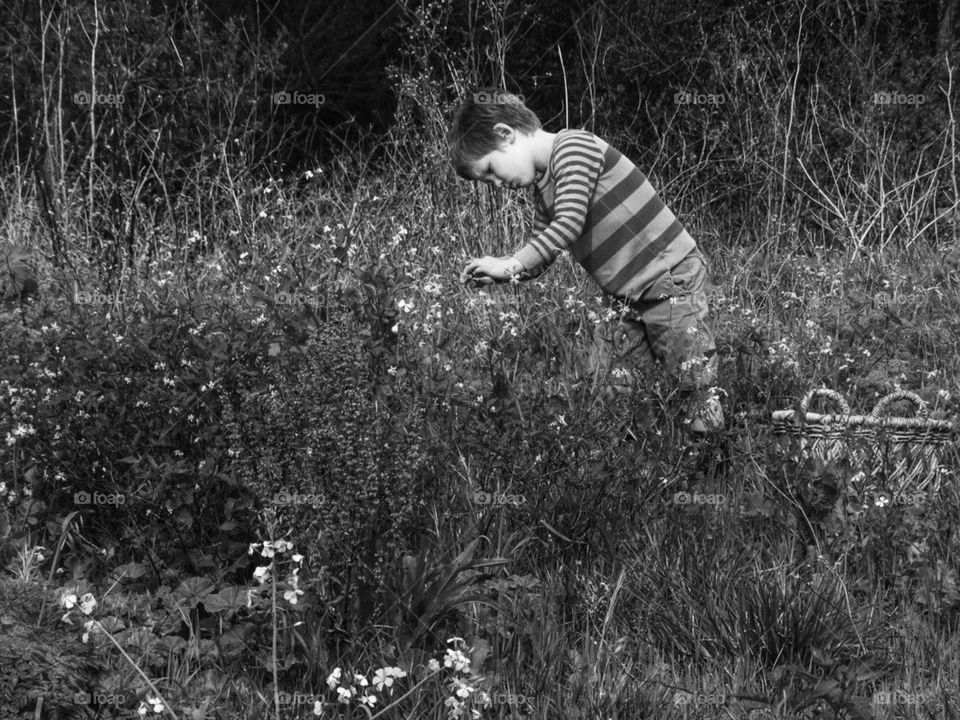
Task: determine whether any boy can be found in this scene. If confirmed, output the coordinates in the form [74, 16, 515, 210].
[448, 89, 723, 434]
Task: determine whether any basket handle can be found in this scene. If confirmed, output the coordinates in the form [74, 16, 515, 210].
[799, 388, 851, 415]
[869, 389, 929, 420]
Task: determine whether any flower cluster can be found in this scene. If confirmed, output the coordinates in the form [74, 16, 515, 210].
[313, 638, 495, 719]
[249, 539, 306, 604]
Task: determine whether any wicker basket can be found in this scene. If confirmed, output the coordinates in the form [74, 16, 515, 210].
[771, 388, 956, 494]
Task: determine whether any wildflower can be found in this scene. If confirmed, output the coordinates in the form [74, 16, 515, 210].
[253, 565, 271, 584]
[327, 667, 342, 690]
[336, 686, 353, 703]
[283, 587, 304, 604]
[60, 592, 78, 609]
[137, 697, 163, 716]
[354, 673, 369, 687]
[443, 647, 471, 673]
[313, 700, 325, 716]
[397, 299, 415, 313]
[82, 619, 96, 644]
[451, 677, 473, 699]
[428, 658, 441, 672]
[79, 593, 96, 615]
[373, 666, 407, 690]
[358, 694, 377, 707]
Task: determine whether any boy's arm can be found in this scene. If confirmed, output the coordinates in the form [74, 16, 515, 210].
[511, 135, 604, 276]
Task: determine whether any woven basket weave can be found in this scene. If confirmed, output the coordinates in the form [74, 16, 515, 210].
[771, 388, 956, 494]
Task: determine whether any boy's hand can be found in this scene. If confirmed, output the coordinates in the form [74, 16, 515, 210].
[461, 256, 524, 287]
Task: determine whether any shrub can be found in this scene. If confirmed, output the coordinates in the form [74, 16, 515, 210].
[222, 316, 431, 637]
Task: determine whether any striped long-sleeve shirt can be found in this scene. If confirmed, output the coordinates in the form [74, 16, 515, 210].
[513, 129, 697, 302]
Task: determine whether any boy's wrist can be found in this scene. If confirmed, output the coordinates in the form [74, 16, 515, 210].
[505, 256, 525, 276]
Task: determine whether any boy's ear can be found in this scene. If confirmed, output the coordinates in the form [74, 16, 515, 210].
[492, 123, 514, 142]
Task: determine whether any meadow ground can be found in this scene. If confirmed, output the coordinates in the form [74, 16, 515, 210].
[2, 149, 960, 720]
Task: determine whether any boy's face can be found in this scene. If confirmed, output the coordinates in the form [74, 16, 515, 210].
[466, 124, 538, 190]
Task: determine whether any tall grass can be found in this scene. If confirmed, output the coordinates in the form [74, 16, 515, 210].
[2, 1, 960, 719]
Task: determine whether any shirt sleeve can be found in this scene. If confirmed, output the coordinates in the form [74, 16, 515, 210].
[513, 133, 604, 274]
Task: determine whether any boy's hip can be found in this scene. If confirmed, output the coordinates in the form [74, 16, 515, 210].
[604, 248, 710, 315]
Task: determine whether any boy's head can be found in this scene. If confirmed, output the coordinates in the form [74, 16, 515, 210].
[447, 88, 542, 188]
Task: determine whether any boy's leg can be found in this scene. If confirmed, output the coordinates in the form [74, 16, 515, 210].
[638, 250, 724, 433]
[584, 305, 656, 392]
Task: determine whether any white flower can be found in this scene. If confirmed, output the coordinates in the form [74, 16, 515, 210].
[79, 593, 96, 615]
[327, 667, 342, 690]
[283, 587, 304, 604]
[253, 565, 271, 584]
[373, 666, 406, 690]
[272, 539, 293, 554]
[336, 686, 353, 703]
[60, 592, 78, 609]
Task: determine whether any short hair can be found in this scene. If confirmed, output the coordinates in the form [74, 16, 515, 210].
[447, 88, 541, 179]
